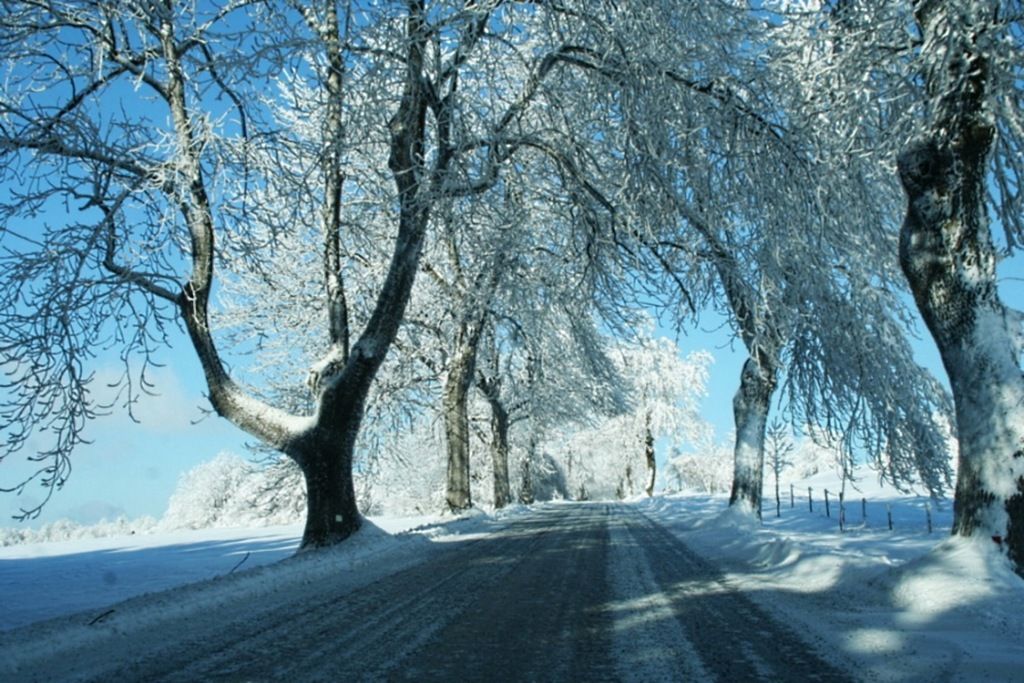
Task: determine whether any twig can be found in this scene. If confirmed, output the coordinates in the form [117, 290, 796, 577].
[229, 551, 251, 574]
[88, 609, 115, 626]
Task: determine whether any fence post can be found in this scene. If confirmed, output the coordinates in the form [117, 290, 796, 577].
[824, 489, 831, 518]
[790, 483, 795, 509]
[887, 503, 893, 531]
[926, 503, 932, 534]
[839, 492, 845, 532]
[861, 497, 867, 523]
[808, 487, 813, 512]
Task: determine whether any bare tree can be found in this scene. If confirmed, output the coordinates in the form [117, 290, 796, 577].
[765, 421, 794, 518]
[586, 0, 955, 520]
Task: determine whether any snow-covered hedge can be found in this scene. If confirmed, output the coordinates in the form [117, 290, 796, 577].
[1, 452, 307, 546]
[160, 452, 305, 530]
[0, 516, 158, 547]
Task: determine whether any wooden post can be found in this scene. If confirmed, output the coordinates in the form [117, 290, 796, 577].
[790, 483, 795, 509]
[839, 492, 845, 532]
[808, 487, 813, 512]
[861, 497, 867, 523]
[926, 503, 932, 534]
[824, 489, 831, 518]
[887, 503, 893, 531]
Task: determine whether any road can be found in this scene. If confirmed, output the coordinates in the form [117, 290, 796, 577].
[10, 504, 852, 681]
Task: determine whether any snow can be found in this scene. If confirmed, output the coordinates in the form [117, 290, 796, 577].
[1, 470, 1022, 682]
[639, 465, 1024, 682]
[0, 512, 468, 633]
[0, 524, 302, 632]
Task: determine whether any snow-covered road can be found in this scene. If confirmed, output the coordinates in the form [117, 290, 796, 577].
[2, 503, 850, 681]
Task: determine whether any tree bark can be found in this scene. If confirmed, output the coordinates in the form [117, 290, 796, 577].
[477, 370, 511, 509]
[644, 411, 656, 497]
[729, 356, 777, 519]
[898, 6, 1024, 574]
[519, 444, 536, 505]
[443, 353, 474, 512]
[443, 313, 491, 512]
[489, 396, 512, 509]
[294, 428, 361, 547]
[901, 139, 1024, 568]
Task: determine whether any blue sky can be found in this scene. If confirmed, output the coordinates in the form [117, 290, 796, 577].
[2, 245, 1020, 526]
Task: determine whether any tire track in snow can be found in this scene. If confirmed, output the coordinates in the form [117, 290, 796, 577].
[9, 503, 855, 682]
[389, 503, 615, 681]
[617, 506, 852, 682]
[139, 518, 554, 681]
[606, 511, 711, 681]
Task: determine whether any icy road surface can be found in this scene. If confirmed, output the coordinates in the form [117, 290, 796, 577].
[3, 504, 849, 681]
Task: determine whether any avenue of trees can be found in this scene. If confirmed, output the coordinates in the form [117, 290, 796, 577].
[0, 1, 1021, 573]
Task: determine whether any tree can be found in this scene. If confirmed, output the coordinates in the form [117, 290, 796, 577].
[474, 298, 628, 507]
[776, 0, 1024, 572]
[765, 421, 794, 518]
[0, 1, 595, 548]
[584, 0, 956, 520]
[897, 2, 1024, 568]
[555, 335, 711, 500]
[666, 439, 734, 495]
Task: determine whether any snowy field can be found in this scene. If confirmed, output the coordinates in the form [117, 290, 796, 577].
[1, 473, 1022, 681]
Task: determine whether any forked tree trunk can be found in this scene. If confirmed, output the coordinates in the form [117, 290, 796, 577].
[182, 1, 430, 550]
[729, 355, 777, 519]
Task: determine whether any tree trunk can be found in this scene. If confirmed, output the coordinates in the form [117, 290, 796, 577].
[443, 360, 473, 512]
[443, 318, 489, 512]
[899, 117, 1024, 573]
[775, 469, 781, 518]
[489, 397, 512, 509]
[729, 356, 777, 519]
[897, 5, 1024, 574]
[295, 429, 361, 548]
[519, 441, 536, 505]
[644, 411, 656, 497]
[476, 369, 511, 509]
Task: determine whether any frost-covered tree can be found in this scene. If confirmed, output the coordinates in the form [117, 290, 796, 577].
[555, 335, 711, 500]
[417, 191, 525, 513]
[0, 1, 606, 548]
[897, 0, 1024, 571]
[612, 337, 711, 497]
[665, 439, 734, 495]
[473, 298, 628, 507]
[581, 0, 956, 520]
[775, 0, 1024, 571]
[162, 452, 256, 530]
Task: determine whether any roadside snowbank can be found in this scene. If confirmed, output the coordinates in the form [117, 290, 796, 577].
[641, 487, 1024, 682]
[0, 508, 508, 633]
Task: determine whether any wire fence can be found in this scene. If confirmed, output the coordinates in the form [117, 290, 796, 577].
[773, 483, 938, 534]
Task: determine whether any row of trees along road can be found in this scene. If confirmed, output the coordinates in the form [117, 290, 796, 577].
[0, 1, 1021, 573]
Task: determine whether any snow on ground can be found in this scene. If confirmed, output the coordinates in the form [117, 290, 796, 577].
[2, 468, 1022, 682]
[641, 467, 1024, 682]
[0, 508, 530, 633]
